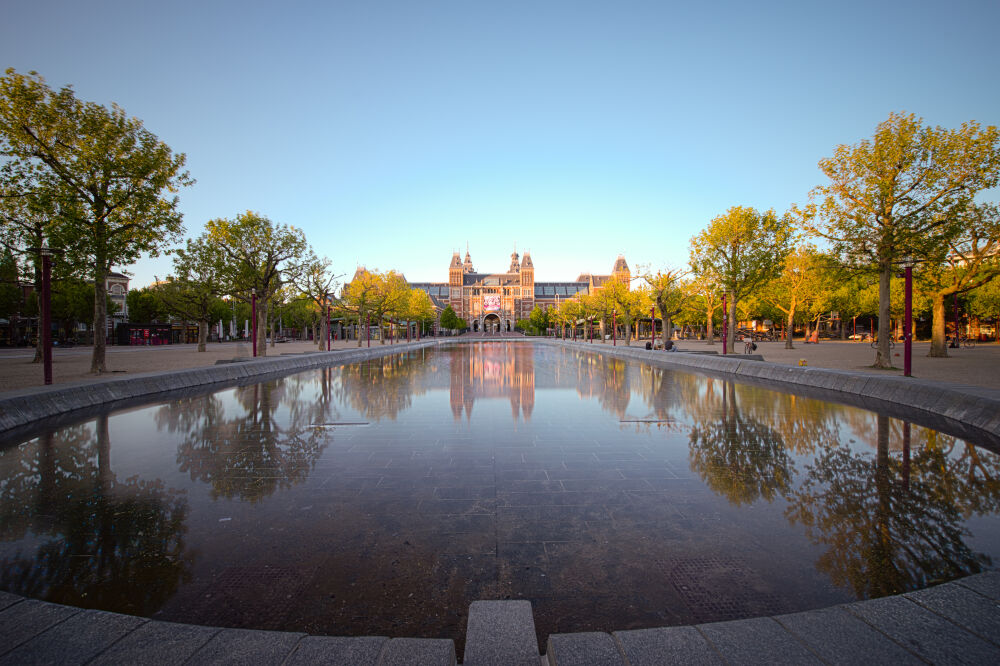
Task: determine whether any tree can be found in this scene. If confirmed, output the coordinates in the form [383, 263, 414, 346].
[291, 249, 340, 350]
[690, 206, 794, 353]
[407, 288, 436, 335]
[918, 204, 1000, 356]
[205, 211, 306, 357]
[643, 268, 688, 348]
[126, 286, 167, 323]
[439, 304, 464, 331]
[802, 112, 1000, 368]
[761, 246, 830, 349]
[0, 69, 192, 373]
[158, 235, 227, 352]
[527, 304, 549, 335]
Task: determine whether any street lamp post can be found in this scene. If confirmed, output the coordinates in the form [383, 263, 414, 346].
[40, 240, 53, 385]
[722, 292, 729, 356]
[901, 257, 914, 376]
[251, 288, 257, 358]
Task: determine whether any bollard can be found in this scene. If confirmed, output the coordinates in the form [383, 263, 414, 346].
[798, 359, 807, 366]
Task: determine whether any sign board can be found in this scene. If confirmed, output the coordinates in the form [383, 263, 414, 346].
[483, 294, 501, 311]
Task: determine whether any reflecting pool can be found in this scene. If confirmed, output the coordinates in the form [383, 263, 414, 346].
[1, 342, 998, 648]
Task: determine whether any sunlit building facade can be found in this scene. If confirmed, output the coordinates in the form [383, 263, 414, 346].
[410, 248, 630, 333]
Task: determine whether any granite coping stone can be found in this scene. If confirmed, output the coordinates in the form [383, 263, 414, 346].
[842, 594, 1000, 664]
[695, 616, 822, 665]
[613, 625, 723, 665]
[463, 600, 538, 666]
[955, 570, 1000, 599]
[376, 637, 457, 665]
[185, 627, 307, 665]
[902, 582, 1000, 647]
[88, 620, 220, 666]
[0, 599, 80, 656]
[772, 606, 922, 665]
[0, 608, 145, 666]
[547, 631, 625, 665]
[284, 635, 388, 665]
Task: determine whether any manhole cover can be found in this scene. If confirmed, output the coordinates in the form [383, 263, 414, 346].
[662, 557, 784, 623]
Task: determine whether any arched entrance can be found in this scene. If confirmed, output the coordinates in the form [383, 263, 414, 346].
[482, 313, 502, 334]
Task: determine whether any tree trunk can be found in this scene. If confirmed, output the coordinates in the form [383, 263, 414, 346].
[599, 318, 606, 343]
[928, 291, 949, 357]
[256, 303, 267, 357]
[873, 265, 893, 368]
[663, 315, 672, 349]
[92, 264, 109, 374]
[197, 319, 207, 352]
[785, 308, 795, 349]
[706, 305, 714, 345]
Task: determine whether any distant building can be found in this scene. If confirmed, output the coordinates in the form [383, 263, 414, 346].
[107, 271, 129, 318]
[409, 248, 630, 333]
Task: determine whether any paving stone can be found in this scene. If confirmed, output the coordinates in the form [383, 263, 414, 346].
[614, 625, 723, 665]
[697, 616, 821, 665]
[0, 599, 79, 655]
[284, 635, 387, 665]
[547, 632, 625, 666]
[0, 608, 145, 666]
[774, 606, 921, 665]
[463, 600, 538, 666]
[185, 627, 306, 665]
[843, 594, 1000, 665]
[0, 592, 22, 612]
[377, 637, 456, 665]
[956, 571, 1000, 600]
[904, 580, 1000, 645]
[88, 620, 218, 665]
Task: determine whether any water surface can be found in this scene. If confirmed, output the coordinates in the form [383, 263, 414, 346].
[1, 342, 998, 647]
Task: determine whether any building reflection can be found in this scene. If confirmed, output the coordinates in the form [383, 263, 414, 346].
[449, 343, 535, 421]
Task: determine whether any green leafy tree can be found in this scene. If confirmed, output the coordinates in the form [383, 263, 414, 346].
[642, 267, 688, 348]
[527, 304, 549, 335]
[802, 111, 1000, 367]
[157, 235, 228, 352]
[690, 206, 794, 353]
[291, 249, 340, 349]
[126, 286, 168, 323]
[205, 211, 306, 357]
[761, 246, 831, 348]
[439, 304, 464, 331]
[916, 204, 1000, 355]
[0, 69, 193, 373]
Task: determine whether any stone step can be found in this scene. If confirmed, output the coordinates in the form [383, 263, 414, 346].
[463, 600, 539, 666]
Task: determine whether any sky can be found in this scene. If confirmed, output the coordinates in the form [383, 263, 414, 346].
[3, 0, 998, 289]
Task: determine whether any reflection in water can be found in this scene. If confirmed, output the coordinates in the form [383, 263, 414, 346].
[0, 417, 191, 615]
[0, 343, 999, 639]
[163, 376, 329, 503]
[449, 344, 535, 421]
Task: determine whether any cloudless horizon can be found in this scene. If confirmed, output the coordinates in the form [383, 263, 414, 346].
[3, 0, 998, 289]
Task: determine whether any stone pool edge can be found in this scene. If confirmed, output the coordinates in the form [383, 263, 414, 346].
[0, 341, 438, 435]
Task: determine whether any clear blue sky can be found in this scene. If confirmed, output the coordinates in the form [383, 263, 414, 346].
[3, 0, 998, 289]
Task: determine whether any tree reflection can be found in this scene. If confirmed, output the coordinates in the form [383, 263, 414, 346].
[166, 378, 327, 503]
[338, 352, 426, 421]
[786, 414, 994, 597]
[687, 380, 794, 505]
[0, 416, 191, 615]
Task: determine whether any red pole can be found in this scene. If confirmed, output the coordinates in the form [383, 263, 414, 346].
[904, 265, 912, 376]
[41, 246, 52, 385]
[651, 305, 655, 347]
[722, 293, 727, 355]
[251, 289, 257, 357]
[366, 315, 370, 347]
[326, 303, 331, 351]
[953, 293, 960, 343]
[390, 319, 394, 345]
[612, 310, 617, 346]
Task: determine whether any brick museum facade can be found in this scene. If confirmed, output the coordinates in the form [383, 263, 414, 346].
[409, 248, 630, 333]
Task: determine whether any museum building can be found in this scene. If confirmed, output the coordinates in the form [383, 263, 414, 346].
[409, 249, 630, 333]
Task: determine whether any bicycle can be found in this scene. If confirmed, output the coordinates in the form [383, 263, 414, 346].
[871, 337, 895, 349]
[962, 336, 976, 348]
